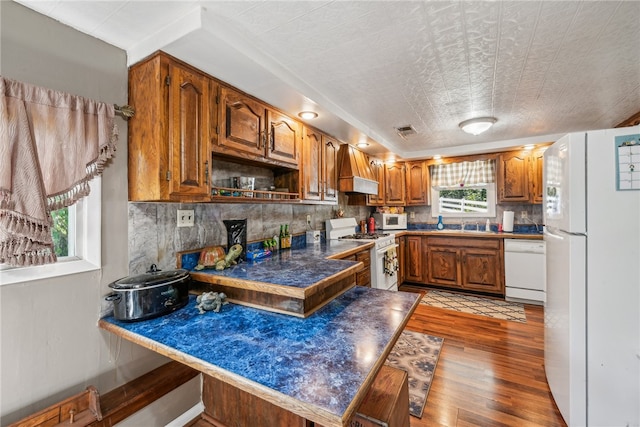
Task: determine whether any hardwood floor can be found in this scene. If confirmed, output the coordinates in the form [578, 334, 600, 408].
[400, 285, 567, 427]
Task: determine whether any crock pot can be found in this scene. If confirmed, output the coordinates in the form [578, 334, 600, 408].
[106, 265, 190, 322]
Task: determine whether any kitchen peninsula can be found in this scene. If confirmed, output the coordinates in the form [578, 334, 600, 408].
[99, 241, 420, 427]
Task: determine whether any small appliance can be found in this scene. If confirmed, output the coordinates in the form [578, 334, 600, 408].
[372, 213, 407, 230]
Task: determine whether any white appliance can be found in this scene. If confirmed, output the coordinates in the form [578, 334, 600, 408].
[504, 239, 545, 305]
[372, 213, 407, 230]
[543, 126, 640, 426]
[326, 218, 398, 291]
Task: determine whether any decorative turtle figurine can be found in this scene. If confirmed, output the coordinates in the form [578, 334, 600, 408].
[196, 291, 228, 314]
[215, 244, 243, 270]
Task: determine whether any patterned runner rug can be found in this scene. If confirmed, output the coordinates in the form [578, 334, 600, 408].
[420, 290, 527, 322]
[385, 330, 444, 418]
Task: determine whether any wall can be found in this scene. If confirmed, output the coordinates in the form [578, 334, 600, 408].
[0, 2, 199, 424]
[129, 193, 368, 273]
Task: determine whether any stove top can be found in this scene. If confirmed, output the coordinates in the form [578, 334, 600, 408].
[339, 232, 390, 240]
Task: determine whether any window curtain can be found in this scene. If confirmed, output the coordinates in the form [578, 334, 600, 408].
[430, 159, 496, 188]
[0, 76, 118, 266]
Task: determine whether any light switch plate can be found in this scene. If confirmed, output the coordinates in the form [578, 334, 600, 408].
[177, 209, 195, 227]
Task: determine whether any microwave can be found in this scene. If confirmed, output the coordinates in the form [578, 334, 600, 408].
[372, 213, 407, 230]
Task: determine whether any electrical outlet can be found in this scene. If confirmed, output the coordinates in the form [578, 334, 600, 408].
[520, 211, 528, 220]
[410, 211, 415, 219]
[177, 209, 195, 227]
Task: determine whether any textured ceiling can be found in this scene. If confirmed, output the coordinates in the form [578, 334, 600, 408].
[16, 1, 640, 160]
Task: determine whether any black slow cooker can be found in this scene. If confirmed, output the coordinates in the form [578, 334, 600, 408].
[106, 265, 190, 322]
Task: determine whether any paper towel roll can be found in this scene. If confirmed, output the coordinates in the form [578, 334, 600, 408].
[503, 211, 514, 232]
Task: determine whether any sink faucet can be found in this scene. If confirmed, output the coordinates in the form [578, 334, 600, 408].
[475, 221, 479, 231]
[461, 220, 465, 231]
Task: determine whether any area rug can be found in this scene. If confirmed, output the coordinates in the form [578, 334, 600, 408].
[420, 290, 526, 323]
[385, 330, 444, 418]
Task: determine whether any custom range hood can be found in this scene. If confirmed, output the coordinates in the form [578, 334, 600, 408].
[337, 144, 378, 195]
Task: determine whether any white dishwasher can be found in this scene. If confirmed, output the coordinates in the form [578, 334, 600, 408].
[504, 239, 546, 305]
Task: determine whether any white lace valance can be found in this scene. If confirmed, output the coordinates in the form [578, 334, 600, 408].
[430, 159, 496, 188]
[0, 76, 118, 266]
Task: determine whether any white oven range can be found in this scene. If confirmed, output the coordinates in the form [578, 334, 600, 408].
[326, 218, 399, 291]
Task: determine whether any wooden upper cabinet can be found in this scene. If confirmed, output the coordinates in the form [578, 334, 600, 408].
[266, 109, 299, 167]
[497, 151, 530, 202]
[128, 52, 211, 202]
[497, 148, 548, 204]
[215, 86, 299, 169]
[531, 147, 546, 204]
[385, 163, 406, 205]
[302, 127, 322, 201]
[368, 161, 385, 206]
[168, 63, 210, 198]
[217, 86, 265, 158]
[301, 127, 337, 203]
[323, 136, 339, 202]
[405, 161, 430, 206]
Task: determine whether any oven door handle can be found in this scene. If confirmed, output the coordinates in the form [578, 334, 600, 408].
[376, 243, 399, 255]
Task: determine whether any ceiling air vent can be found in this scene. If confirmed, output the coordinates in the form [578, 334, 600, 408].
[394, 125, 417, 139]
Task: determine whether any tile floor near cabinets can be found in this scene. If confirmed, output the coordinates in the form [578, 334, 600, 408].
[400, 285, 566, 427]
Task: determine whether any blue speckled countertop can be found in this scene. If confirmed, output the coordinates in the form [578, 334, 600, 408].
[182, 240, 372, 289]
[100, 286, 420, 427]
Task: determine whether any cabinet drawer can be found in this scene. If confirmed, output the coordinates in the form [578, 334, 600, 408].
[426, 236, 501, 250]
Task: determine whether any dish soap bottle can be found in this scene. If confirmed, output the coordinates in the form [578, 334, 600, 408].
[485, 219, 491, 233]
[436, 215, 444, 230]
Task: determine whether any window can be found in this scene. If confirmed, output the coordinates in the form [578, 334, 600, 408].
[431, 184, 497, 218]
[0, 178, 101, 285]
[430, 159, 497, 218]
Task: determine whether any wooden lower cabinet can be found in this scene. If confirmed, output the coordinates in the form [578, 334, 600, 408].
[199, 366, 409, 427]
[396, 236, 406, 286]
[426, 236, 504, 295]
[341, 248, 371, 287]
[405, 235, 427, 283]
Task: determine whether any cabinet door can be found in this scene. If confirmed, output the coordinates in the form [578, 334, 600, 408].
[217, 86, 265, 158]
[397, 236, 406, 285]
[385, 163, 406, 205]
[323, 137, 338, 202]
[531, 148, 546, 204]
[405, 236, 425, 283]
[167, 62, 210, 198]
[266, 109, 300, 168]
[426, 246, 461, 287]
[497, 151, 530, 202]
[461, 248, 503, 293]
[405, 161, 429, 205]
[302, 127, 322, 201]
[368, 161, 385, 206]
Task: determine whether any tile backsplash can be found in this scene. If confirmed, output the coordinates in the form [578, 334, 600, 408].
[128, 194, 368, 274]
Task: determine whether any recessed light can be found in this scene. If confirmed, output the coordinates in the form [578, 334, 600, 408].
[298, 111, 318, 120]
[523, 144, 535, 150]
[459, 117, 497, 135]
[357, 142, 369, 148]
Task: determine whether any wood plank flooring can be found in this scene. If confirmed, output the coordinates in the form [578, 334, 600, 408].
[400, 285, 566, 427]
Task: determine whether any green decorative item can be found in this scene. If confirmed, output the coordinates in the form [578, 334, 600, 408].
[215, 244, 243, 270]
[195, 291, 228, 314]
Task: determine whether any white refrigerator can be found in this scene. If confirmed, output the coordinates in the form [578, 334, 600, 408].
[543, 126, 640, 426]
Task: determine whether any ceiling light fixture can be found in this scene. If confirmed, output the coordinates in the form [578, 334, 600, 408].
[298, 111, 318, 120]
[433, 155, 442, 160]
[459, 117, 497, 135]
[356, 142, 369, 148]
[523, 144, 535, 150]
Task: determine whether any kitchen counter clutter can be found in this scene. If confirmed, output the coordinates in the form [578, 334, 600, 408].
[179, 240, 375, 317]
[99, 287, 420, 427]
